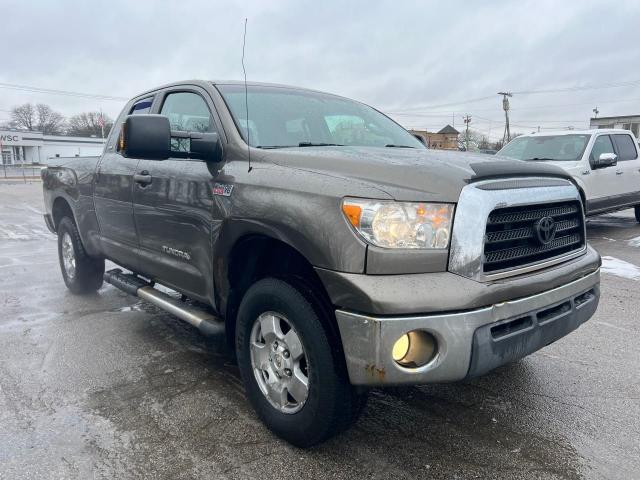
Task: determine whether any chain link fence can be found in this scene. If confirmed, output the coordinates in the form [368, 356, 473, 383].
[1, 164, 43, 181]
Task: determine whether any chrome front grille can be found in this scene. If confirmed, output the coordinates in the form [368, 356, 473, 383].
[483, 201, 586, 273]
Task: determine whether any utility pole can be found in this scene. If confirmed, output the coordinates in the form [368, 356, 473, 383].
[463, 114, 471, 151]
[99, 109, 105, 139]
[498, 92, 512, 145]
[592, 106, 599, 118]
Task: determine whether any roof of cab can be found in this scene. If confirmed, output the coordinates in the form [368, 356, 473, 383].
[519, 128, 635, 137]
[131, 79, 336, 101]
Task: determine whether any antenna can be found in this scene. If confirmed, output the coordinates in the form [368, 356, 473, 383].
[242, 18, 252, 172]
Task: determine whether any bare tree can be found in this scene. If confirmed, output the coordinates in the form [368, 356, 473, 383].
[36, 104, 65, 135]
[10, 103, 36, 131]
[492, 132, 522, 151]
[457, 129, 483, 151]
[10, 103, 65, 134]
[67, 111, 114, 138]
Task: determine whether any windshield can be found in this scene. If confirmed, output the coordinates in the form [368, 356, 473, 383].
[498, 134, 591, 161]
[216, 84, 424, 149]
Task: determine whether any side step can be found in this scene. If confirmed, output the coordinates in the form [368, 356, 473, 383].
[104, 269, 224, 336]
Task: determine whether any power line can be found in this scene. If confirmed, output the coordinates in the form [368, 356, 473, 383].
[386, 95, 496, 112]
[513, 80, 640, 95]
[387, 80, 640, 114]
[0, 82, 128, 101]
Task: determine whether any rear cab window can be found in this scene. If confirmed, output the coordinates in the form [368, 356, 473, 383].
[107, 96, 155, 153]
[130, 97, 154, 115]
[612, 134, 638, 161]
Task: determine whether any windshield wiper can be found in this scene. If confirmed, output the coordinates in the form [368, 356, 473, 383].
[297, 142, 343, 147]
[526, 157, 557, 161]
[255, 145, 297, 149]
[255, 142, 344, 149]
[385, 144, 416, 148]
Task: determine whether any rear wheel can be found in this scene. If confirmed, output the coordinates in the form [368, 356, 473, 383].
[236, 277, 366, 447]
[57, 217, 105, 294]
[635, 205, 640, 223]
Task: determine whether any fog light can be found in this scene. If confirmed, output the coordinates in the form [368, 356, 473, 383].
[392, 330, 438, 368]
[392, 334, 410, 362]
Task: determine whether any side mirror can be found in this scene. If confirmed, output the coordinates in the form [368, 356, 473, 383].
[120, 115, 171, 160]
[173, 131, 222, 162]
[592, 152, 618, 169]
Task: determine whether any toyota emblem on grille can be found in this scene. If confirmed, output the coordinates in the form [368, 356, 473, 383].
[535, 216, 557, 245]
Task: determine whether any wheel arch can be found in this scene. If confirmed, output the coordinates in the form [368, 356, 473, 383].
[218, 231, 341, 353]
[52, 196, 75, 229]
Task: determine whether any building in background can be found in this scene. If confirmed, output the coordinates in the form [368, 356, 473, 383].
[0, 130, 106, 165]
[409, 124, 460, 150]
[590, 115, 640, 139]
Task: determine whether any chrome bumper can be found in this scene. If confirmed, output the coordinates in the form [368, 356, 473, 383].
[335, 269, 600, 386]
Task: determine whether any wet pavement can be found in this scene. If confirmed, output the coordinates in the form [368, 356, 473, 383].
[0, 182, 639, 479]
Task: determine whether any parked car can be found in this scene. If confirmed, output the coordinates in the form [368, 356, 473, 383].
[498, 129, 640, 220]
[478, 148, 497, 155]
[41, 80, 601, 446]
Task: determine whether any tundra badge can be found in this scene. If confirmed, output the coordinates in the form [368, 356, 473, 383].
[162, 246, 191, 261]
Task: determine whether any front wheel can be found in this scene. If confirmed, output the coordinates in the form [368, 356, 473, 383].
[57, 216, 105, 294]
[635, 205, 640, 223]
[236, 277, 366, 447]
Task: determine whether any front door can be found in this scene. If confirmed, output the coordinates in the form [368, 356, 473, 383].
[94, 96, 155, 269]
[583, 134, 620, 212]
[133, 89, 219, 304]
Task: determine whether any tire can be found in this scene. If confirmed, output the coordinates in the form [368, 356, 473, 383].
[57, 216, 105, 294]
[635, 205, 640, 223]
[236, 277, 367, 447]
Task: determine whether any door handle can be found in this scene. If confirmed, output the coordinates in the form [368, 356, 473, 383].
[616, 170, 623, 175]
[134, 170, 152, 185]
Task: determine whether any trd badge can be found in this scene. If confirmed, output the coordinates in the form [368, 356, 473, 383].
[212, 183, 234, 197]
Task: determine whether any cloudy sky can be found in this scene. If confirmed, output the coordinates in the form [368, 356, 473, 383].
[2, 0, 639, 140]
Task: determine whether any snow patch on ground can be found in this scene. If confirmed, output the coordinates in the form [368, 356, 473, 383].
[601, 256, 640, 281]
[627, 236, 640, 248]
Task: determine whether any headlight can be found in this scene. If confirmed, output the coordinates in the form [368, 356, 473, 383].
[342, 198, 454, 249]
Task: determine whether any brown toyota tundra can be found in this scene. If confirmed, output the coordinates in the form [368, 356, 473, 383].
[41, 80, 601, 446]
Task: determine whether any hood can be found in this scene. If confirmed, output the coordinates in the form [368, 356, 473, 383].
[258, 146, 573, 202]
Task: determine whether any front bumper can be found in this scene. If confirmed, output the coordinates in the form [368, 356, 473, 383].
[335, 269, 599, 386]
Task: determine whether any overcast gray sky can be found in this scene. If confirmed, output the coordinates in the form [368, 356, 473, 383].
[2, 0, 640, 140]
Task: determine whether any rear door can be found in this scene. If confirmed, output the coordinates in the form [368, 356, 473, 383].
[611, 133, 640, 204]
[132, 87, 220, 304]
[94, 96, 154, 269]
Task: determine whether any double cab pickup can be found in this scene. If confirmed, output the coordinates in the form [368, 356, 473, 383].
[42, 80, 601, 446]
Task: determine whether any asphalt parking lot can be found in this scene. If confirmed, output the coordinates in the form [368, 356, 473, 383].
[1, 182, 639, 480]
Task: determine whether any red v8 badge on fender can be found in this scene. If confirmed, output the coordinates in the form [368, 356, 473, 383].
[212, 183, 234, 197]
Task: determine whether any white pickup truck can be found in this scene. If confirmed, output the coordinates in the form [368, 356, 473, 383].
[498, 129, 640, 221]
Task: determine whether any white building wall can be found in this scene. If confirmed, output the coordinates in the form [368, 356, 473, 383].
[0, 130, 105, 165]
[41, 143, 105, 164]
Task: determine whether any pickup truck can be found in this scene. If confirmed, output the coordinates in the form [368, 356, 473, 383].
[42, 80, 601, 447]
[498, 129, 640, 220]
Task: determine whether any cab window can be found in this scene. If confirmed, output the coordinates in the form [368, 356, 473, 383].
[130, 97, 154, 115]
[612, 134, 638, 161]
[160, 92, 213, 133]
[590, 135, 615, 163]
